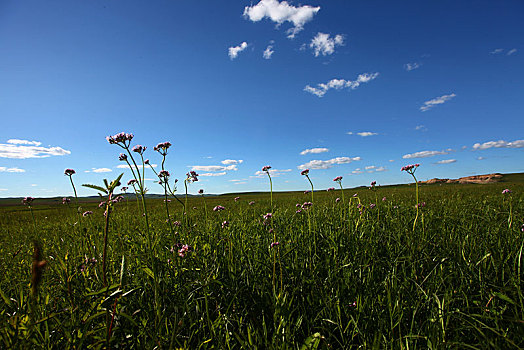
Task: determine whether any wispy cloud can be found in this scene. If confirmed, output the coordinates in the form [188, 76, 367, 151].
[191, 165, 238, 172]
[490, 48, 504, 54]
[477, 156, 486, 160]
[0, 188, 7, 191]
[228, 42, 248, 59]
[85, 168, 112, 173]
[252, 168, 292, 177]
[117, 164, 157, 169]
[0, 139, 70, 159]
[0, 166, 25, 173]
[415, 125, 427, 131]
[351, 168, 363, 174]
[420, 93, 456, 111]
[434, 159, 456, 164]
[297, 156, 361, 170]
[507, 48, 517, 55]
[490, 48, 517, 55]
[309, 32, 344, 57]
[365, 165, 387, 172]
[243, 0, 320, 38]
[347, 131, 378, 137]
[472, 139, 524, 150]
[263, 45, 274, 59]
[404, 62, 421, 71]
[221, 159, 243, 165]
[304, 73, 379, 97]
[199, 172, 227, 177]
[300, 147, 329, 155]
[402, 149, 452, 159]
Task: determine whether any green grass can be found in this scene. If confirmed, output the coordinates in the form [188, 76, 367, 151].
[1, 180, 523, 349]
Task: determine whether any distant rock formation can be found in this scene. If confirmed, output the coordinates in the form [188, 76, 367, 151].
[422, 173, 503, 185]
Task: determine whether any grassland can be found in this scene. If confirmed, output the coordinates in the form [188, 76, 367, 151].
[0, 178, 523, 349]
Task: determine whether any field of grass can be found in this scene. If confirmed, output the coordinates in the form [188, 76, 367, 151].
[1, 178, 523, 349]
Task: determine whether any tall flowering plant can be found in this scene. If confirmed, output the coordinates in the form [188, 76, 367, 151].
[401, 163, 421, 231]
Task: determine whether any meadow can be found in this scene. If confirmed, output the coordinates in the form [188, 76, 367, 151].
[0, 137, 523, 349]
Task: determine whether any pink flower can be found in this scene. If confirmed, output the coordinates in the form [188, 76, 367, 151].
[333, 176, 343, 182]
[107, 132, 133, 144]
[186, 171, 199, 182]
[370, 181, 376, 187]
[327, 187, 335, 192]
[234, 196, 240, 202]
[213, 205, 225, 212]
[335, 197, 341, 203]
[301, 202, 312, 209]
[263, 213, 273, 220]
[64, 169, 75, 176]
[132, 145, 146, 154]
[22, 197, 34, 205]
[154, 142, 172, 154]
[304, 190, 310, 194]
[127, 179, 137, 186]
[248, 201, 255, 205]
[401, 164, 420, 173]
[62, 197, 71, 204]
[82, 211, 93, 217]
[119, 153, 127, 161]
[198, 189, 204, 194]
[369, 203, 376, 209]
[502, 189, 512, 194]
[222, 221, 229, 228]
[301, 169, 309, 176]
[270, 242, 280, 248]
[262, 165, 271, 172]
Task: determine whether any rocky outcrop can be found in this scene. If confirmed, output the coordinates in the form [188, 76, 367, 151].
[422, 173, 503, 185]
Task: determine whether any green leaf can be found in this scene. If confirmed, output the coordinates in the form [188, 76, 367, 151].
[142, 267, 154, 279]
[82, 184, 108, 194]
[494, 292, 517, 305]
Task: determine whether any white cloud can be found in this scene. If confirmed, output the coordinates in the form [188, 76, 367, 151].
[435, 159, 456, 164]
[91, 168, 112, 173]
[404, 62, 421, 71]
[477, 156, 486, 160]
[228, 42, 248, 59]
[0, 140, 70, 159]
[309, 32, 344, 57]
[191, 164, 238, 172]
[415, 125, 427, 131]
[507, 48, 517, 55]
[490, 48, 503, 54]
[199, 172, 227, 177]
[297, 156, 361, 170]
[243, 0, 320, 38]
[0, 188, 7, 191]
[389, 159, 395, 162]
[364, 165, 387, 173]
[304, 73, 379, 97]
[252, 168, 292, 177]
[233, 182, 247, 185]
[221, 159, 243, 165]
[420, 93, 456, 112]
[357, 132, 377, 137]
[403, 150, 451, 159]
[351, 168, 363, 174]
[263, 45, 274, 59]
[472, 139, 524, 150]
[117, 164, 157, 169]
[229, 179, 247, 182]
[0, 166, 25, 173]
[300, 147, 329, 155]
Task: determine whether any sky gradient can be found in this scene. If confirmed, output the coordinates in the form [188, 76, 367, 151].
[1, 0, 523, 197]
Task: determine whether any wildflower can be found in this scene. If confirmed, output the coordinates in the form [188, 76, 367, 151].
[213, 205, 225, 212]
[401, 163, 420, 173]
[113, 195, 124, 203]
[270, 242, 280, 248]
[121, 186, 128, 192]
[333, 176, 343, 182]
[382, 197, 386, 201]
[357, 203, 362, 209]
[164, 199, 171, 203]
[393, 205, 399, 209]
[222, 220, 229, 228]
[178, 244, 192, 258]
[349, 301, 357, 308]
[98, 201, 105, 208]
[302, 202, 312, 209]
[186, 170, 199, 182]
[301, 169, 309, 176]
[83, 211, 93, 217]
[262, 165, 272, 172]
[132, 145, 146, 154]
[127, 179, 137, 186]
[521, 223, 524, 232]
[173, 221, 181, 227]
[304, 190, 310, 194]
[154, 142, 172, 155]
[234, 196, 240, 202]
[327, 187, 335, 192]
[64, 169, 76, 176]
[118, 153, 127, 161]
[296, 203, 301, 207]
[296, 209, 302, 214]
[144, 159, 150, 165]
[416, 202, 426, 208]
[62, 197, 71, 204]
[335, 197, 341, 203]
[107, 132, 133, 145]
[369, 203, 376, 209]
[353, 193, 358, 197]
[22, 197, 34, 205]
[248, 201, 255, 205]
[263, 213, 273, 220]
[198, 189, 204, 194]
[159, 170, 170, 178]
[370, 181, 376, 187]
[502, 189, 512, 194]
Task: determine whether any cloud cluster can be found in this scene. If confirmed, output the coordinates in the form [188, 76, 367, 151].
[253, 168, 292, 177]
[221, 159, 243, 165]
[347, 131, 377, 137]
[199, 172, 227, 177]
[434, 159, 457, 164]
[472, 139, 524, 150]
[243, 0, 320, 38]
[404, 62, 421, 71]
[300, 147, 329, 155]
[420, 93, 456, 111]
[490, 48, 517, 55]
[309, 32, 344, 57]
[192, 165, 238, 172]
[402, 149, 452, 159]
[297, 156, 361, 170]
[0, 166, 25, 173]
[364, 165, 387, 173]
[263, 45, 274, 59]
[0, 139, 70, 159]
[304, 73, 379, 97]
[86, 168, 112, 173]
[229, 42, 248, 59]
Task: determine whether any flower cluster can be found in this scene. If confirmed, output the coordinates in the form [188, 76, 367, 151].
[333, 176, 343, 182]
[416, 202, 426, 209]
[502, 189, 512, 194]
[82, 211, 93, 217]
[154, 142, 172, 155]
[369, 203, 376, 209]
[62, 197, 71, 204]
[107, 132, 134, 145]
[127, 179, 137, 186]
[335, 197, 341, 203]
[262, 165, 271, 172]
[213, 205, 225, 212]
[198, 189, 204, 194]
[79, 257, 97, 273]
[301, 202, 313, 209]
[234, 196, 240, 202]
[270, 242, 280, 249]
[178, 244, 193, 258]
[401, 164, 420, 173]
[22, 197, 34, 205]
[263, 212, 273, 220]
[370, 181, 376, 187]
[222, 220, 229, 228]
[158, 170, 170, 181]
[186, 171, 199, 183]
[248, 201, 255, 205]
[301, 169, 309, 176]
[64, 169, 76, 176]
[327, 187, 335, 192]
[121, 186, 128, 192]
[119, 153, 127, 161]
[132, 145, 146, 155]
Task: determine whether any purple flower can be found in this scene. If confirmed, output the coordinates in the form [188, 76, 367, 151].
[335, 197, 341, 203]
[304, 190, 310, 194]
[107, 132, 134, 145]
[22, 197, 35, 205]
[98, 201, 105, 208]
[119, 153, 127, 161]
[62, 197, 71, 204]
[502, 189, 512, 194]
[327, 187, 335, 192]
[370, 181, 376, 187]
[333, 176, 343, 182]
[154, 142, 172, 154]
[213, 205, 225, 212]
[198, 189, 204, 194]
[416, 202, 426, 208]
[234, 196, 240, 202]
[301, 169, 309, 176]
[64, 169, 76, 176]
[353, 193, 358, 197]
[369, 203, 376, 209]
[127, 179, 137, 186]
[270, 242, 280, 249]
[296, 209, 302, 213]
[186, 171, 199, 182]
[382, 197, 386, 201]
[82, 211, 93, 217]
[296, 203, 301, 208]
[262, 165, 271, 172]
[248, 201, 255, 205]
[178, 244, 192, 258]
[301, 202, 312, 209]
[158, 170, 170, 179]
[222, 220, 229, 228]
[121, 186, 128, 192]
[263, 212, 273, 220]
[401, 164, 420, 173]
[132, 145, 146, 154]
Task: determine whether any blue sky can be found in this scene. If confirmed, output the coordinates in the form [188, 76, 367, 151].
[1, 0, 523, 197]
